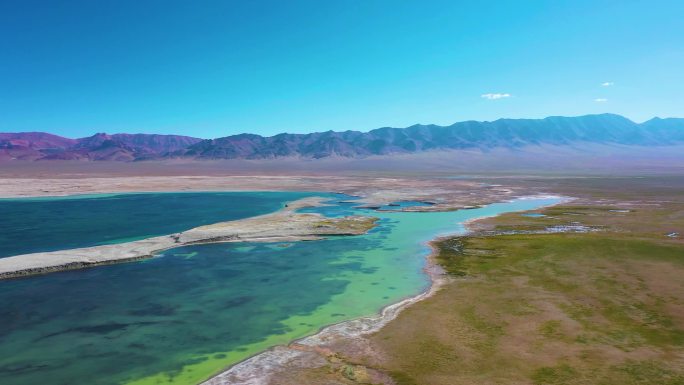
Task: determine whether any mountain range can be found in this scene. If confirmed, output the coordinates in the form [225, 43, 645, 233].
[0, 133, 201, 161]
[1, 114, 683, 161]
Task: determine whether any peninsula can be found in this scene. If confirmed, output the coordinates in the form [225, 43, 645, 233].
[0, 197, 377, 279]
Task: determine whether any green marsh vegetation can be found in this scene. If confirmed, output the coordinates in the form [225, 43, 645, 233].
[298, 176, 684, 385]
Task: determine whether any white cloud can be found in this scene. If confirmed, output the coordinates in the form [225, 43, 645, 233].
[601, 82, 614, 87]
[481, 93, 511, 100]
[594, 98, 608, 102]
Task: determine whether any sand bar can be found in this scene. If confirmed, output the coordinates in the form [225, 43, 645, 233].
[0, 197, 377, 279]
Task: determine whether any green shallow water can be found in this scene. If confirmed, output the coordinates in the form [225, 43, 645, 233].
[0, 193, 560, 385]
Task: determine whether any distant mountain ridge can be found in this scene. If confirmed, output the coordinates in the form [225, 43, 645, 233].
[2, 114, 683, 161]
[0, 133, 201, 161]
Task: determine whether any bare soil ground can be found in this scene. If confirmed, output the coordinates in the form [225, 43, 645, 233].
[0, 162, 532, 211]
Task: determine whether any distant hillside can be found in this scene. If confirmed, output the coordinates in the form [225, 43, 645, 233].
[2, 114, 683, 161]
[179, 114, 684, 159]
[0, 133, 201, 161]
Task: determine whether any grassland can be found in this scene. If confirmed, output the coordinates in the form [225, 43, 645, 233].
[274, 176, 684, 385]
[372, 232, 684, 385]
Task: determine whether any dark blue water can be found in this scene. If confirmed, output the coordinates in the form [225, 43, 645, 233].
[0, 239, 371, 385]
[0, 192, 315, 257]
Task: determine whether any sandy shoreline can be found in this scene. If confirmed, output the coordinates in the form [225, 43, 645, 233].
[201, 194, 566, 385]
[0, 197, 378, 279]
[201, 237, 451, 385]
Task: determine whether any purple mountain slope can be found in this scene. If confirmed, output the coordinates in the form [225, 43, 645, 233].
[0, 133, 202, 161]
[1, 114, 683, 161]
[174, 114, 684, 159]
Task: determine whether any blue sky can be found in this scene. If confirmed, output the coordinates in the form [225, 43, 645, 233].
[1, 0, 683, 138]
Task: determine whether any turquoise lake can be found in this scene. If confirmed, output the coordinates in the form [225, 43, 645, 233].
[0, 192, 560, 385]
